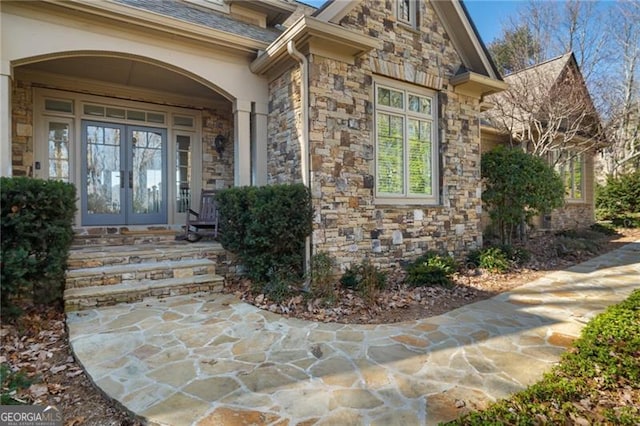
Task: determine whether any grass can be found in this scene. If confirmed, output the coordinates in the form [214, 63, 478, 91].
[445, 289, 640, 425]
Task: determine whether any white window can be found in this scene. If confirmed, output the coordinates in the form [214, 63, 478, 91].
[397, 0, 417, 27]
[375, 79, 438, 203]
[552, 151, 584, 201]
[45, 119, 72, 182]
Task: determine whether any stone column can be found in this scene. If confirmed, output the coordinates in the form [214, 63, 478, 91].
[233, 100, 251, 187]
[253, 102, 268, 186]
[0, 71, 11, 176]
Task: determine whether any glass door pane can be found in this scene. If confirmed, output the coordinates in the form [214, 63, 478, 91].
[128, 127, 167, 224]
[82, 121, 125, 225]
[176, 134, 192, 213]
[47, 121, 70, 182]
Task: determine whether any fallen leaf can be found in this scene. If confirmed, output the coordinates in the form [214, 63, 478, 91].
[66, 416, 85, 426]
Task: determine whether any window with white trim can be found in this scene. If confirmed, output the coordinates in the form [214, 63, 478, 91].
[552, 151, 584, 201]
[397, 0, 417, 27]
[375, 80, 438, 203]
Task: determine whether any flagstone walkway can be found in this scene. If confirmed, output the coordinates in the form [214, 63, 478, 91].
[67, 241, 640, 426]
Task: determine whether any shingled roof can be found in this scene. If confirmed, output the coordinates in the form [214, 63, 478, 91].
[113, 0, 283, 44]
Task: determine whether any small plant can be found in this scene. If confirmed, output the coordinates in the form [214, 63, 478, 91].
[260, 269, 296, 303]
[1, 364, 34, 405]
[500, 245, 530, 266]
[405, 251, 458, 287]
[310, 252, 336, 300]
[590, 222, 619, 236]
[339, 259, 387, 302]
[467, 247, 510, 273]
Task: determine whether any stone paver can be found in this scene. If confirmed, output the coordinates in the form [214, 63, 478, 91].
[68, 242, 640, 425]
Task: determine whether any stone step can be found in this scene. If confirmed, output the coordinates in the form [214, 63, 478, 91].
[66, 258, 216, 289]
[67, 242, 224, 270]
[64, 274, 225, 311]
[71, 226, 185, 248]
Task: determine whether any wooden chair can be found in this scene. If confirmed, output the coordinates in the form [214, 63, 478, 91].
[184, 190, 218, 242]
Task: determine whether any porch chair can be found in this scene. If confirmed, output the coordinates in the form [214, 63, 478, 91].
[183, 190, 219, 242]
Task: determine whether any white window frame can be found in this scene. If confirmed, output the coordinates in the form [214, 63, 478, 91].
[552, 150, 585, 202]
[374, 77, 439, 205]
[397, 0, 418, 28]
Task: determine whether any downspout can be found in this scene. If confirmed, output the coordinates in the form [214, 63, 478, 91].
[287, 40, 312, 285]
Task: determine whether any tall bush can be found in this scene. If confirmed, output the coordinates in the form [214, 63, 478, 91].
[216, 184, 313, 289]
[1, 177, 76, 312]
[482, 147, 564, 244]
[596, 171, 640, 221]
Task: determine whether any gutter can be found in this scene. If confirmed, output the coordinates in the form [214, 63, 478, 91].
[286, 40, 312, 285]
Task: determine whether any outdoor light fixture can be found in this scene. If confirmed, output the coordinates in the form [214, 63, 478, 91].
[214, 134, 225, 158]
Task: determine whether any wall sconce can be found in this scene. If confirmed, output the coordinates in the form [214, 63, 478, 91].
[214, 134, 226, 158]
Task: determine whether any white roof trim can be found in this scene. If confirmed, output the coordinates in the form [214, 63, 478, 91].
[313, 0, 360, 24]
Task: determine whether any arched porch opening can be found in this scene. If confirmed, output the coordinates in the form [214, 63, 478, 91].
[10, 52, 242, 227]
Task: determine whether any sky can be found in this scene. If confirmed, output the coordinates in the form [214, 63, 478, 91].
[301, 0, 521, 44]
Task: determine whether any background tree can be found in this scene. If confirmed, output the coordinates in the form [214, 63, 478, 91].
[488, 26, 542, 76]
[486, 53, 604, 161]
[489, 1, 639, 179]
[597, 1, 640, 178]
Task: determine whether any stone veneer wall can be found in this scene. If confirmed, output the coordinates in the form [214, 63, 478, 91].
[300, 0, 484, 269]
[202, 108, 234, 191]
[268, 67, 303, 184]
[11, 79, 34, 177]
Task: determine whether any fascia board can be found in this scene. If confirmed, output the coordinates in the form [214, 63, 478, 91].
[250, 15, 380, 75]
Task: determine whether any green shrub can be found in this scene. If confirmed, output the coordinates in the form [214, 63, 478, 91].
[467, 247, 510, 273]
[1, 177, 76, 314]
[1, 364, 35, 405]
[339, 259, 387, 302]
[310, 252, 336, 300]
[596, 171, 640, 220]
[482, 147, 564, 245]
[216, 184, 312, 290]
[611, 213, 640, 229]
[405, 251, 458, 287]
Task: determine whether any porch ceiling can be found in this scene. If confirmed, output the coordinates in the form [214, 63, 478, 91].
[19, 56, 229, 107]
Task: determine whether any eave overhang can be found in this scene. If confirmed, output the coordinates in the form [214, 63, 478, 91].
[451, 71, 509, 99]
[227, 0, 298, 26]
[250, 15, 381, 76]
[34, 0, 271, 55]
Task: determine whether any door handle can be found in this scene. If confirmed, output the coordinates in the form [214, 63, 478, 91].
[129, 171, 133, 189]
[120, 170, 125, 189]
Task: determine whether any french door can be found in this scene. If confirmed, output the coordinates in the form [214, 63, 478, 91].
[81, 121, 167, 225]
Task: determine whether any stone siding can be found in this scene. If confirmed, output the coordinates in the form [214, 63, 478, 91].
[268, 67, 303, 184]
[11, 79, 33, 177]
[297, 0, 484, 268]
[202, 108, 234, 191]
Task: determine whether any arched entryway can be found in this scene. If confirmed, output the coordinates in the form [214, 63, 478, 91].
[13, 53, 237, 226]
